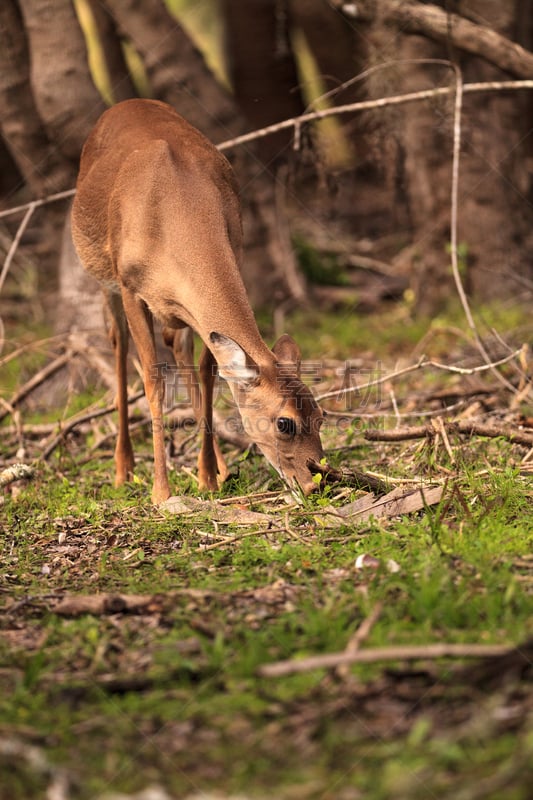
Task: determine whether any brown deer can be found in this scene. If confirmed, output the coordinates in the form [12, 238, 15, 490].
[71, 99, 325, 503]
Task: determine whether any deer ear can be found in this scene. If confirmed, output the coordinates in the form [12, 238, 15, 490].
[272, 334, 301, 377]
[209, 332, 259, 386]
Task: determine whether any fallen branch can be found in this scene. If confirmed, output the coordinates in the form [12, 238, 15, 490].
[0, 351, 72, 423]
[53, 593, 160, 616]
[315, 349, 523, 402]
[40, 390, 144, 461]
[161, 494, 272, 526]
[335, 484, 444, 522]
[334, 601, 384, 680]
[258, 642, 513, 677]
[364, 421, 533, 448]
[307, 457, 390, 495]
[0, 463, 35, 488]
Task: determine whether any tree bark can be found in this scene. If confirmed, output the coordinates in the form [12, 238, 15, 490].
[86, 0, 137, 103]
[101, 0, 238, 140]
[0, 0, 74, 196]
[350, 0, 533, 78]
[17, 0, 106, 159]
[0, 136, 24, 201]
[290, 0, 389, 231]
[222, 0, 304, 165]
[393, 0, 533, 310]
[455, 0, 533, 300]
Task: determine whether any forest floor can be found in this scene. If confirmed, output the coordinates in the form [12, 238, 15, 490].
[1, 302, 533, 800]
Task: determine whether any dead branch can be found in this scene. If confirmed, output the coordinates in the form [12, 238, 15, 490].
[307, 457, 390, 495]
[364, 420, 533, 448]
[334, 601, 384, 680]
[447, 65, 516, 393]
[0, 351, 73, 423]
[331, 2, 533, 79]
[380, 2, 533, 79]
[258, 642, 513, 678]
[216, 80, 533, 153]
[315, 349, 523, 403]
[0, 81, 531, 227]
[0, 188, 75, 221]
[344, 602, 384, 655]
[53, 593, 159, 616]
[0, 463, 35, 487]
[0, 203, 36, 294]
[334, 484, 444, 522]
[40, 390, 145, 461]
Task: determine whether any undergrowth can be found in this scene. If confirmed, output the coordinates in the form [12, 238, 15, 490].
[1, 304, 532, 799]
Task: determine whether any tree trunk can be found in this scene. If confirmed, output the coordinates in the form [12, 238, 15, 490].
[85, 0, 137, 103]
[456, 0, 533, 301]
[17, 0, 106, 159]
[0, 137, 24, 201]
[0, 0, 74, 196]
[101, 0, 238, 139]
[222, 0, 304, 165]
[291, 0, 390, 231]
[392, 0, 533, 311]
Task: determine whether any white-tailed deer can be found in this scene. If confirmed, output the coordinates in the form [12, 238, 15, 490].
[71, 99, 325, 503]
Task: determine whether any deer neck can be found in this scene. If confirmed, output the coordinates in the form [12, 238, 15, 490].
[156, 262, 274, 368]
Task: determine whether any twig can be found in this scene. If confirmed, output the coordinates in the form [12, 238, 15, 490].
[196, 526, 283, 552]
[432, 417, 455, 464]
[217, 80, 533, 153]
[345, 602, 384, 653]
[0, 188, 75, 220]
[315, 349, 522, 402]
[258, 642, 512, 677]
[0, 203, 36, 294]
[447, 64, 516, 393]
[364, 420, 533, 447]
[306, 458, 390, 495]
[0, 82, 531, 224]
[335, 601, 384, 679]
[40, 390, 145, 461]
[0, 351, 73, 423]
[0, 332, 73, 368]
[217, 489, 286, 506]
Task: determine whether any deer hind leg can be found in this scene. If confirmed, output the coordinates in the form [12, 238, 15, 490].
[198, 344, 228, 491]
[120, 286, 170, 504]
[105, 290, 134, 487]
[162, 326, 201, 418]
[163, 327, 228, 491]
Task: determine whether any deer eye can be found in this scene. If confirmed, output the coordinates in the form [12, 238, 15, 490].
[277, 416, 297, 436]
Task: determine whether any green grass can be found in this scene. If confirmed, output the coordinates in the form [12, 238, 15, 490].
[2, 448, 532, 799]
[1, 303, 533, 799]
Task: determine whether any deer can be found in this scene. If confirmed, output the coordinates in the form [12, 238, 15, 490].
[71, 98, 325, 504]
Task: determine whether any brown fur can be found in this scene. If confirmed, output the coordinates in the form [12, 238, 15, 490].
[72, 99, 324, 503]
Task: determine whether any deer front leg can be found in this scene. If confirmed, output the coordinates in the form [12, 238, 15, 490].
[198, 345, 228, 491]
[105, 291, 134, 486]
[121, 287, 170, 504]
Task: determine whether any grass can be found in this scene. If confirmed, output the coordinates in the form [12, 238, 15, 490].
[1, 305, 533, 799]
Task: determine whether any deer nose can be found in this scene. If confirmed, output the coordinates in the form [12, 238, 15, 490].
[296, 465, 321, 496]
[301, 478, 320, 496]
